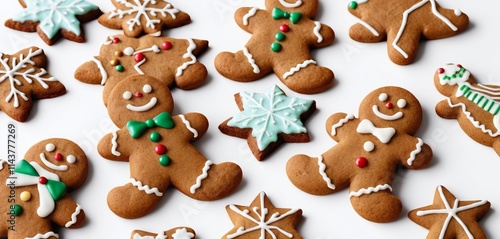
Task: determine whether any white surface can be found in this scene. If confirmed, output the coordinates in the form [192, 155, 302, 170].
[1, 0, 499, 238]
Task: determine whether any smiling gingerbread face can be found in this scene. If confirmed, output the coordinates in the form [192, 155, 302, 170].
[359, 86, 422, 134]
[107, 75, 174, 128]
[24, 138, 88, 191]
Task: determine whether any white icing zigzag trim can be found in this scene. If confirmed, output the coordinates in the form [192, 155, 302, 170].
[447, 97, 500, 137]
[179, 114, 199, 138]
[331, 114, 355, 136]
[242, 7, 258, 26]
[317, 156, 336, 190]
[129, 178, 163, 196]
[26, 231, 59, 239]
[111, 131, 121, 156]
[190, 160, 213, 194]
[349, 184, 392, 197]
[313, 21, 323, 43]
[91, 57, 108, 85]
[243, 47, 260, 74]
[283, 60, 316, 79]
[175, 38, 197, 77]
[65, 204, 82, 228]
[407, 138, 423, 166]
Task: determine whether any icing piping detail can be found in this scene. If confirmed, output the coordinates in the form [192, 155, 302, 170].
[243, 7, 258, 26]
[129, 178, 163, 196]
[190, 160, 213, 194]
[317, 156, 335, 190]
[356, 119, 396, 144]
[349, 184, 392, 197]
[331, 114, 355, 136]
[313, 21, 323, 43]
[372, 105, 403, 121]
[111, 131, 121, 156]
[134, 58, 147, 74]
[108, 0, 179, 32]
[243, 47, 260, 74]
[446, 97, 500, 137]
[40, 153, 68, 171]
[278, 0, 302, 8]
[126, 97, 158, 112]
[179, 114, 199, 138]
[175, 38, 197, 77]
[65, 204, 82, 228]
[407, 138, 423, 166]
[283, 59, 316, 79]
[26, 231, 59, 239]
[172, 228, 195, 239]
[91, 57, 108, 85]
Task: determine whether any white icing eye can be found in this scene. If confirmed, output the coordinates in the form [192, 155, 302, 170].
[67, 155, 76, 164]
[45, 143, 55, 152]
[143, 84, 152, 94]
[123, 47, 134, 56]
[397, 99, 407, 108]
[123, 91, 132, 100]
[378, 93, 388, 102]
[454, 9, 462, 16]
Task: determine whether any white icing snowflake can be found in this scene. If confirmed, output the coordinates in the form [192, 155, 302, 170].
[108, 0, 180, 31]
[0, 48, 56, 108]
[172, 228, 194, 239]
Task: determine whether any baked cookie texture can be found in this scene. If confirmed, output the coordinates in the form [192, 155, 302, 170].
[0, 138, 88, 239]
[214, 0, 335, 94]
[408, 185, 490, 239]
[98, 0, 191, 38]
[74, 34, 209, 105]
[219, 85, 316, 161]
[0, 47, 66, 122]
[131, 227, 196, 239]
[5, 0, 102, 45]
[348, 0, 469, 65]
[435, 63, 500, 157]
[286, 86, 433, 222]
[98, 75, 242, 219]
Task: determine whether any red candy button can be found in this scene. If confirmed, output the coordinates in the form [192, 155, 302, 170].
[280, 24, 289, 32]
[437, 68, 445, 74]
[112, 37, 120, 44]
[162, 41, 172, 50]
[155, 144, 167, 155]
[134, 92, 143, 98]
[356, 157, 368, 168]
[134, 52, 145, 62]
[385, 102, 393, 109]
[39, 176, 48, 184]
[54, 153, 63, 161]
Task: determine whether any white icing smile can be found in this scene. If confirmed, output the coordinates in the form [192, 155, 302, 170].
[40, 153, 68, 171]
[126, 97, 158, 112]
[372, 105, 403, 121]
[279, 0, 302, 8]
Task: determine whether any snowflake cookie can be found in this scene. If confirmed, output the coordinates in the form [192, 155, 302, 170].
[219, 85, 316, 161]
[408, 185, 490, 239]
[0, 47, 66, 122]
[222, 192, 302, 239]
[348, 0, 469, 65]
[131, 227, 195, 239]
[98, 0, 191, 37]
[435, 63, 500, 157]
[5, 0, 102, 45]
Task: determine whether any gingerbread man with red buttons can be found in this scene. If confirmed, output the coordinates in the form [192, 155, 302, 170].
[286, 86, 433, 222]
[215, 0, 335, 94]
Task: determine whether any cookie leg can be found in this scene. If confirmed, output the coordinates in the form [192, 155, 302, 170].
[387, 29, 421, 65]
[214, 49, 271, 82]
[349, 180, 402, 222]
[276, 60, 334, 94]
[349, 22, 385, 43]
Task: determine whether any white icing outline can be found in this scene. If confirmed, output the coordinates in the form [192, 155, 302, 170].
[133, 231, 167, 239]
[190, 160, 213, 194]
[134, 58, 147, 74]
[243, 7, 258, 26]
[349, 184, 392, 197]
[65, 204, 82, 228]
[91, 57, 108, 85]
[446, 97, 500, 137]
[356, 19, 380, 37]
[40, 152, 68, 171]
[111, 131, 121, 156]
[242, 47, 260, 74]
[126, 97, 158, 112]
[407, 138, 423, 166]
[313, 21, 323, 43]
[149, 31, 162, 37]
[278, 0, 302, 8]
[372, 105, 403, 121]
[179, 114, 199, 138]
[331, 114, 355, 136]
[317, 156, 335, 190]
[416, 185, 488, 239]
[175, 38, 197, 77]
[283, 59, 316, 79]
[392, 0, 458, 58]
[26, 231, 59, 239]
[172, 228, 195, 239]
[129, 178, 163, 196]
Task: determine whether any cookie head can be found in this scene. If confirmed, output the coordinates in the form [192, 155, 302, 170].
[107, 75, 174, 127]
[434, 63, 473, 97]
[359, 86, 422, 134]
[266, 0, 318, 18]
[24, 138, 88, 190]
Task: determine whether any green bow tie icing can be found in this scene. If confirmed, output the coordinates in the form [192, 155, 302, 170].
[15, 159, 67, 201]
[272, 8, 302, 24]
[127, 112, 175, 139]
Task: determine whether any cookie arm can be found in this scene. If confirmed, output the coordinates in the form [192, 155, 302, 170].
[325, 113, 358, 142]
[173, 113, 209, 142]
[307, 21, 335, 48]
[97, 130, 131, 161]
[436, 98, 459, 119]
[399, 136, 433, 170]
[234, 7, 267, 33]
[51, 197, 85, 228]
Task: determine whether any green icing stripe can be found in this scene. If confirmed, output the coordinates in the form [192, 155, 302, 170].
[459, 84, 500, 116]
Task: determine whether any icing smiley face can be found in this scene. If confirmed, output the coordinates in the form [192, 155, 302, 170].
[40, 143, 77, 171]
[372, 92, 406, 121]
[107, 75, 174, 128]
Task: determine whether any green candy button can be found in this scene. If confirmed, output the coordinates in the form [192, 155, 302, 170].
[159, 155, 170, 166]
[115, 64, 124, 72]
[12, 204, 22, 216]
[271, 42, 282, 52]
[349, 1, 358, 9]
[150, 132, 161, 142]
[275, 32, 286, 41]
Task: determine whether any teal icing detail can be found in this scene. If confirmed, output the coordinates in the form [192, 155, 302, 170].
[227, 85, 314, 151]
[12, 0, 99, 39]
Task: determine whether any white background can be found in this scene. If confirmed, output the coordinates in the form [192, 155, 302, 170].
[1, 0, 500, 238]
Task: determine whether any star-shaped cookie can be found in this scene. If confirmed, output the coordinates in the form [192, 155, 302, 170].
[5, 0, 102, 45]
[219, 85, 316, 161]
[131, 227, 195, 239]
[0, 47, 66, 122]
[223, 192, 302, 239]
[98, 0, 191, 37]
[348, 0, 469, 65]
[408, 185, 490, 239]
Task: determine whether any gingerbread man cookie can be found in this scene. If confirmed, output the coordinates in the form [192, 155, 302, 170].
[98, 0, 191, 38]
[286, 86, 433, 222]
[214, 0, 335, 94]
[5, 0, 102, 45]
[408, 185, 490, 239]
[98, 75, 242, 219]
[131, 227, 195, 239]
[1, 138, 88, 239]
[0, 47, 66, 122]
[348, 0, 469, 65]
[75, 34, 208, 105]
[435, 63, 500, 157]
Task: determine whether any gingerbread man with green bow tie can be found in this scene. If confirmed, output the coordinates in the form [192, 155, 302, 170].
[215, 0, 335, 94]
